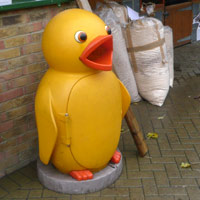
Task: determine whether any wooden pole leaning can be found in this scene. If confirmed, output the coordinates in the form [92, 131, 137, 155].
[125, 107, 148, 157]
[75, 0, 148, 157]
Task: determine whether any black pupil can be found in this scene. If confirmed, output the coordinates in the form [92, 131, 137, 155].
[80, 33, 87, 41]
[107, 28, 111, 35]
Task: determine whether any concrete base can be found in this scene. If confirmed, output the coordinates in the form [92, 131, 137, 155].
[37, 156, 123, 194]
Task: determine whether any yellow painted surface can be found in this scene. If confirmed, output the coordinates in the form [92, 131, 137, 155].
[42, 9, 107, 73]
[35, 9, 131, 174]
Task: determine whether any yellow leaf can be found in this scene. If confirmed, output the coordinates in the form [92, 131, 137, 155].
[181, 162, 191, 168]
[158, 115, 165, 120]
[134, 103, 138, 105]
[121, 128, 125, 132]
[147, 132, 158, 139]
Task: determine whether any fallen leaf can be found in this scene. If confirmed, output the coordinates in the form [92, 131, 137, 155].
[121, 128, 125, 133]
[158, 115, 166, 120]
[134, 103, 138, 105]
[147, 132, 158, 139]
[181, 162, 191, 168]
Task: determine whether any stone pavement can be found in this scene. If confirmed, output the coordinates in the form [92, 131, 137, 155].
[0, 42, 200, 200]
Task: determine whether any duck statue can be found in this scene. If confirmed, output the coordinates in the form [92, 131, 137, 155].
[35, 8, 130, 181]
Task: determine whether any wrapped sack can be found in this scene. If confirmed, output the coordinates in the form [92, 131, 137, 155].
[95, 3, 141, 102]
[102, 1, 129, 24]
[164, 26, 174, 87]
[124, 17, 169, 106]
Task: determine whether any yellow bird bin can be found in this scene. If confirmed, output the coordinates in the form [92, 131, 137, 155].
[35, 9, 130, 181]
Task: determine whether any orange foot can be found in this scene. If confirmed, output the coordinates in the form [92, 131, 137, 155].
[69, 170, 93, 181]
[111, 150, 121, 164]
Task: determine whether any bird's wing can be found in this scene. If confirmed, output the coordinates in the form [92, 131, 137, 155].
[35, 86, 57, 165]
[118, 79, 131, 118]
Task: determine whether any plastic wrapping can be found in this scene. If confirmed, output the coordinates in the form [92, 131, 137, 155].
[164, 26, 174, 87]
[124, 17, 169, 106]
[95, 3, 141, 102]
[103, 1, 129, 24]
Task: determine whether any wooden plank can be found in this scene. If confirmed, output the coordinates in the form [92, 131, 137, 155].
[125, 107, 148, 157]
[165, 2, 192, 47]
[165, 1, 192, 10]
[192, 0, 200, 3]
[76, 0, 92, 11]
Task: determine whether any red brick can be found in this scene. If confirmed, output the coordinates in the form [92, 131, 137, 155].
[0, 23, 42, 39]
[8, 54, 35, 69]
[27, 113, 36, 129]
[29, 119, 36, 130]
[9, 76, 29, 89]
[50, 8, 60, 18]
[0, 68, 23, 83]
[24, 82, 39, 94]
[6, 105, 30, 121]
[30, 70, 45, 82]
[30, 32, 42, 43]
[4, 147, 19, 159]
[0, 41, 5, 50]
[5, 155, 19, 169]
[0, 103, 34, 126]
[0, 82, 9, 92]
[2, 13, 28, 26]
[16, 22, 42, 35]
[0, 138, 17, 152]
[5, 35, 31, 48]
[27, 103, 34, 112]
[42, 20, 49, 28]
[0, 152, 5, 162]
[0, 88, 23, 103]
[1, 124, 28, 140]
[0, 61, 8, 72]
[13, 114, 31, 128]
[27, 35, 32, 43]
[0, 26, 18, 38]
[20, 42, 41, 55]
[0, 136, 3, 143]
[29, 10, 48, 21]
[17, 129, 37, 144]
[23, 62, 47, 75]
[33, 22, 43, 31]
[0, 48, 20, 61]
[4, 103, 33, 122]
[0, 113, 7, 121]
[50, 6, 66, 18]
[0, 120, 13, 133]
[0, 94, 34, 112]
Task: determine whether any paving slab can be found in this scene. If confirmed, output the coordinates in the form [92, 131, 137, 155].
[1, 41, 200, 199]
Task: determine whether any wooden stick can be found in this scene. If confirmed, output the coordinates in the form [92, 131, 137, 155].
[76, 0, 92, 12]
[125, 107, 148, 157]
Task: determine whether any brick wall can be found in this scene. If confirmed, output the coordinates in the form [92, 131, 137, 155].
[0, 1, 77, 178]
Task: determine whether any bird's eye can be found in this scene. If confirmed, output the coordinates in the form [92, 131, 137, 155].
[105, 26, 111, 35]
[75, 31, 87, 43]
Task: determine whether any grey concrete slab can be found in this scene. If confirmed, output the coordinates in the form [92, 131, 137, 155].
[37, 157, 123, 194]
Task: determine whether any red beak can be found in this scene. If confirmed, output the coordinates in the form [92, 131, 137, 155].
[79, 35, 113, 71]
